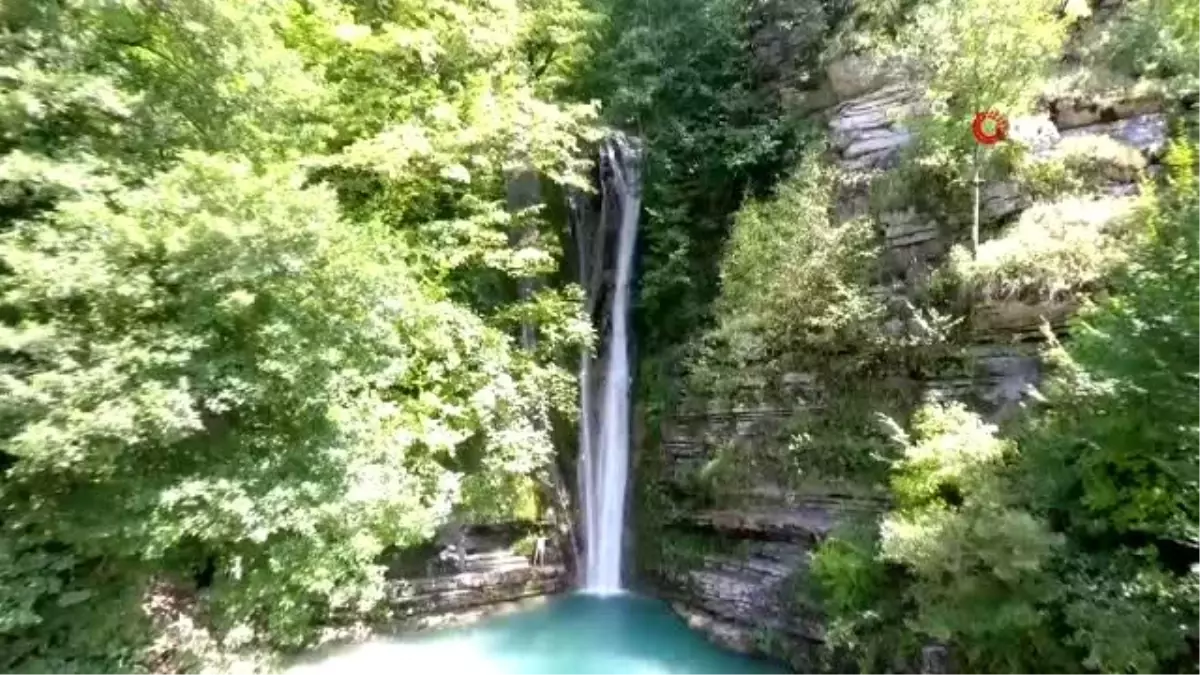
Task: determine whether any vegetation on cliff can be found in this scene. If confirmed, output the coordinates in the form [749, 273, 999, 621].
[609, 0, 1197, 672]
[813, 144, 1198, 673]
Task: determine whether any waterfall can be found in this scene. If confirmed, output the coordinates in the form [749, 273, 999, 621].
[573, 133, 642, 594]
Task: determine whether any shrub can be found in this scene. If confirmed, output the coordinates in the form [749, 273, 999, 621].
[814, 403, 1068, 672]
[709, 149, 883, 365]
[1095, 0, 1200, 91]
[1021, 141, 1199, 546]
[809, 522, 917, 672]
[938, 195, 1141, 301]
[813, 143, 1199, 675]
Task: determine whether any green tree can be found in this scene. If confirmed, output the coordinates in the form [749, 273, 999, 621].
[0, 0, 599, 668]
[1022, 140, 1199, 548]
[874, 0, 1075, 220]
[574, 0, 797, 380]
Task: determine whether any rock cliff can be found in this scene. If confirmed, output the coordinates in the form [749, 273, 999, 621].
[642, 9, 1181, 668]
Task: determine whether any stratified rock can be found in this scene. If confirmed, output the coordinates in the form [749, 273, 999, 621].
[1052, 93, 1164, 130]
[386, 565, 569, 618]
[826, 54, 892, 101]
[971, 298, 1081, 341]
[844, 128, 913, 160]
[660, 541, 825, 661]
[1060, 113, 1168, 159]
[981, 181, 1030, 223]
[692, 507, 834, 541]
[829, 84, 921, 170]
[926, 345, 1042, 421]
[882, 209, 939, 249]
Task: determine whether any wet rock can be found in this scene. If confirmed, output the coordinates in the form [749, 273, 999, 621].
[673, 604, 760, 653]
[661, 541, 824, 649]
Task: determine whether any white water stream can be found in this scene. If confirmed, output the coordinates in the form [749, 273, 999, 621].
[578, 134, 641, 594]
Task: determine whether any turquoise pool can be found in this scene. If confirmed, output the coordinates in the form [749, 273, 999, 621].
[290, 593, 784, 674]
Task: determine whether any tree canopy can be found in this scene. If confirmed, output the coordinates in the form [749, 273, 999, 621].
[0, 0, 596, 669]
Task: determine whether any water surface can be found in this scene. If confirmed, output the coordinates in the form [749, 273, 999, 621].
[291, 593, 784, 674]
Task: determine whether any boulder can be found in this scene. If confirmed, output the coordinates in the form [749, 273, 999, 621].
[826, 54, 891, 101]
[981, 181, 1029, 223]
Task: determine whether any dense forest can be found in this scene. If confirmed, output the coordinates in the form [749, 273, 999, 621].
[0, 0, 1196, 673]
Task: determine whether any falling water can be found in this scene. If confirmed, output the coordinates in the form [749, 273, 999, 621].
[575, 134, 642, 594]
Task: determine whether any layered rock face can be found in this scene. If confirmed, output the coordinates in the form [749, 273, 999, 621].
[382, 525, 569, 627]
[647, 25, 1177, 669]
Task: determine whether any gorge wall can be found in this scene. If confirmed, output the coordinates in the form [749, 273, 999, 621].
[634, 2, 1188, 669]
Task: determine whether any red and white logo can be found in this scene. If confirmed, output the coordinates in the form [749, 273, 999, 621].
[972, 110, 1009, 145]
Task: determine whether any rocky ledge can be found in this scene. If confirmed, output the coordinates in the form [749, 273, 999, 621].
[380, 523, 571, 627]
[658, 539, 827, 669]
[387, 564, 570, 621]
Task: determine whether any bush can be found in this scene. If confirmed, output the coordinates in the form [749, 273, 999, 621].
[1015, 134, 1150, 198]
[0, 0, 598, 667]
[814, 403, 1067, 672]
[0, 155, 567, 657]
[809, 522, 917, 672]
[1094, 0, 1200, 91]
[1021, 141, 1199, 546]
[708, 149, 883, 366]
[939, 194, 1141, 301]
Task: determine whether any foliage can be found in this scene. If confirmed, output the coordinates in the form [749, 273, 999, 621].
[1014, 134, 1150, 198]
[0, 0, 329, 171]
[683, 149, 892, 405]
[0, 0, 599, 669]
[712, 150, 882, 359]
[817, 403, 1068, 671]
[893, 0, 1072, 117]
[574, 0, 799, 387]
[1021, 140, 1199, 547]
[808, 520, 918, 672]
[1082, 0, 1200, 94]
[820, 0, 923, 63]
[938, 194, 1141, 301]
[870, 0, 1072, 219]
[813, 143, 1200, 674]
